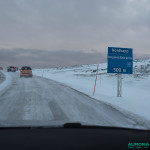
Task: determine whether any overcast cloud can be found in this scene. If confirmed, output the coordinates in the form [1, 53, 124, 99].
[0, 48, 106, 68]
[0, 0, 150, 67]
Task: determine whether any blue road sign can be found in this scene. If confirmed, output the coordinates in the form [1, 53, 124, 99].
[107, 47, 133, 74]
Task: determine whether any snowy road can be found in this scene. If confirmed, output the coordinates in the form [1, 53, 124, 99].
[0, 71, 150, 129]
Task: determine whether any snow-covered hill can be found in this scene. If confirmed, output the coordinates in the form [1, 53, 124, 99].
[33, 58, 150, 121]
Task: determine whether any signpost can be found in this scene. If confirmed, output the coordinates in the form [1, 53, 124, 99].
[107, 47, 133, 97]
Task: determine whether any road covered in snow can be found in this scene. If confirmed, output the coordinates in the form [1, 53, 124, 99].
[0, 70, 150, 129]
[33, 59, 150, 121]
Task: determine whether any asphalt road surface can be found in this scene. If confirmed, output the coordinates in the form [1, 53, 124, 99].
[0, 71, 149, 128]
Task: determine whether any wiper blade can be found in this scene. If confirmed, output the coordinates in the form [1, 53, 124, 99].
[63, 123, 150, 132]
[64, 123, 82, 128]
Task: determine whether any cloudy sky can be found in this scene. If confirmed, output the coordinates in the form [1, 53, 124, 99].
[0, 0, 150, 68]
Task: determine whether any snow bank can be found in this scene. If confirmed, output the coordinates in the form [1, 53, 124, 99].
[0, 71, 12, 92]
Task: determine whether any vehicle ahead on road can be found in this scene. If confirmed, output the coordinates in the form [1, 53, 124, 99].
[7, 66, 16, 72]
[0, 67, 3, 70]
[20, 66, 33, 78]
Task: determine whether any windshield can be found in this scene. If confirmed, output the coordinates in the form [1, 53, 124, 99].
[22, 67, 31, 70]
[0, 0, 150, 130]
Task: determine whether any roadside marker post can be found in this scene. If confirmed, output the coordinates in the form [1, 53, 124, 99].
[93, 64, 99, 96]
[107, 47, 133, 97]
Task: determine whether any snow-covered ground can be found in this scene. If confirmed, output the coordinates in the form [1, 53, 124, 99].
[0, 71, 11, 91]
[33, 59, 150, 121]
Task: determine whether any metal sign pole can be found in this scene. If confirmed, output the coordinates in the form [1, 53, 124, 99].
[117, 74, 122, 97]
[100, 74, 101, 87]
